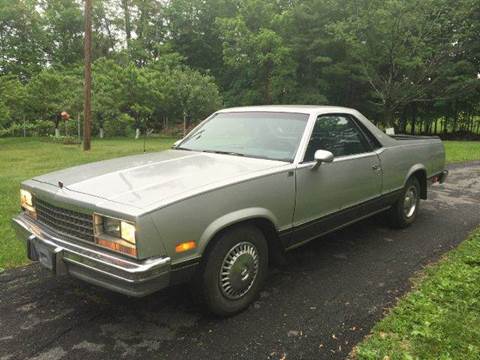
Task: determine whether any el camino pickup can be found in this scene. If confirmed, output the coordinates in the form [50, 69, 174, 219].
[13, 106, 448, 315]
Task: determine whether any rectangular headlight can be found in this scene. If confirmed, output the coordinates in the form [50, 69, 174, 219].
[20, 189, 36, 217]
[103, 217, 121, 238]
[120, 221, 136, 244]
[94, 214, 137, 257]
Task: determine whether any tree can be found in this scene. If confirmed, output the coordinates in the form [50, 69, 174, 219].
[41, 0, 84, 68]
[0, 0, 45, 79]
[0, 75, 27, 126]
[121, 0, 132, 46]
[92, 1, 120, 59]
[0, 0, 478, 138]
[0, 101, 9, 129]
[283, 0, 371, 110]
[166, 0, 235, 78]
[331, 0, 479, 127]
[167, 67, 222, 134]
[128, 0, 167, 65]
[119, 64, 156, 137]
[217, 0, 297, 105]
[92, 59, 125, 136]
[26, 70, 82, 135]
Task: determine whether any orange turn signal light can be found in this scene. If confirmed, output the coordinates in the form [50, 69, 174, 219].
[97, 238, 137, 257]
[175, 241, 196, 253]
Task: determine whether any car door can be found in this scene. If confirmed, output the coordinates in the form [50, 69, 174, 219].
[290, 113, 383, 246]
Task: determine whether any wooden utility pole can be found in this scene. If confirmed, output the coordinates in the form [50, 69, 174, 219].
[83, 0, 92, 151]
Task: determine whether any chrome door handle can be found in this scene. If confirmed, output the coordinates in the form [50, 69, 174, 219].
[372, 164, 381, 171]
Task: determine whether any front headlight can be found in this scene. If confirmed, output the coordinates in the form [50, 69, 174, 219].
[120, 221, 136, 244]
[94, 214, 137, 257]
[103, 217, 121, 238]
[20, 189, 36, 217]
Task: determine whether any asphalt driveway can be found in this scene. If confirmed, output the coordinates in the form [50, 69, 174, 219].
[1, 161, 479, 360]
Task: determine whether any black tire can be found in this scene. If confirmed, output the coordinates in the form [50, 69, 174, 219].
[388, 176, 421, 228]
[195, 224, 268, 316]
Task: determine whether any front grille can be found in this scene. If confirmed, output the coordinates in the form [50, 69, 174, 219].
[35, 198, 94, 243]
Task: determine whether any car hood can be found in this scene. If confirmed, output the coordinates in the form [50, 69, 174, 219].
[32, 150, 288, 209]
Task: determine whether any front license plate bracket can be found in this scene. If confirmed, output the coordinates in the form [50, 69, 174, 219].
[27, 236, 67, 275]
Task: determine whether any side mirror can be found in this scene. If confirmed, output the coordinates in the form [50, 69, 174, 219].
[172, 139, 183, 148]
[311, 150, 334, 170]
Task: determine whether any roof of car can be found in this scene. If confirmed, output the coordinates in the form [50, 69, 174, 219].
[217, 105, 356, 115]
[213, 105, 398, 148]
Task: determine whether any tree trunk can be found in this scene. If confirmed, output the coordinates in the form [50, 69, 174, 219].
[411, 104, 417, 135]
[54, 116, 60, 137]
[399, 109, 407, 133]
[452, 101, 458, 133]
[383, 106, 395, 129]
[99, 128, 104, 138]
[263, 60, 273, 105]
[83, 0, 92, 151]
[121, 0, 131, 47]
[183, 112, 187, 137]
[77, 114, 81, 141]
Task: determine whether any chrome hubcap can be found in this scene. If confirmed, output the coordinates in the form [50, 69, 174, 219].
[220, 242, 259, 299]
[403, 185, 418, 218]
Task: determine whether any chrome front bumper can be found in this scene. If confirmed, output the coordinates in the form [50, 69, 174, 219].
[12, 213, 171, 297]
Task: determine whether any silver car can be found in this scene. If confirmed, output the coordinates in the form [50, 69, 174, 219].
[13, 106, 448, 315]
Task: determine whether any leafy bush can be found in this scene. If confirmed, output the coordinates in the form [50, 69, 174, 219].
[0, 101, 10, 128]
[161, 123, 196, 138]
[103, 113, 135, 137]
[0, 120, 55, 137]
[0, 122, 27, 137]
[59, 119, 80, 137]
[42, 135, 80, 145]
[32, 120, 55, 136]
[0, 119, 83, 137]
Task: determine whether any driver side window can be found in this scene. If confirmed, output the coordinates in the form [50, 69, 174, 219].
[304, 114, 371, 162]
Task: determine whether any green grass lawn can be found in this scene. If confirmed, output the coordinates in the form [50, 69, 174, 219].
[0, 138, 478, 270]
[354, 228, 480, 360]
[444, 141, 480, 164]
[0, 137, 176, 270]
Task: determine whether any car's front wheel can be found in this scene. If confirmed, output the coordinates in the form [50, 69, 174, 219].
[196, 224, 268, 316]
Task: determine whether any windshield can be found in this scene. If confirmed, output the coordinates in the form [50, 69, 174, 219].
[177, 112, 309, 162]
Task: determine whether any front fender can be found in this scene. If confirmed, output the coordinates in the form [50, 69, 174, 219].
[197, 207, 279, 253]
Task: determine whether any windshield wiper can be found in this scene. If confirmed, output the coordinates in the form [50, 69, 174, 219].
[201, 150, 245, 157]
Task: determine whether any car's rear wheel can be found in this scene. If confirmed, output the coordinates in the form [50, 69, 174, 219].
[196, 224, 268, 316]
[388, 176, 421, 228]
